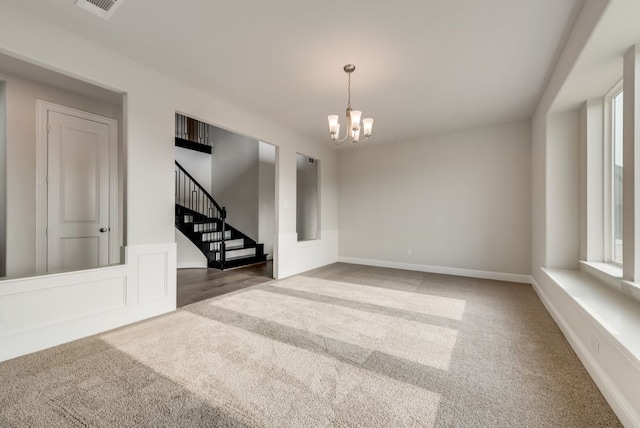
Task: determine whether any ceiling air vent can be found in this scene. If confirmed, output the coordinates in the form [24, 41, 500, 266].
[75, 0, 123, 20]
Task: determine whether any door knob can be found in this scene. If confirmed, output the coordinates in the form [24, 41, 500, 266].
[99, 227, 109, 233]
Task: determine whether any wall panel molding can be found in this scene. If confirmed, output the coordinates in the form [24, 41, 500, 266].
[0, 242, 176, 362]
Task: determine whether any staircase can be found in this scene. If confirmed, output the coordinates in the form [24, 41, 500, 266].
[175, 160, 266, 270]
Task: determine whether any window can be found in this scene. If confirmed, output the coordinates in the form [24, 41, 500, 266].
[611, 90, 623, 265]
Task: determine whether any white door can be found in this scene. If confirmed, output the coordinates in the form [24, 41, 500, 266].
[47, 110, 111, 272]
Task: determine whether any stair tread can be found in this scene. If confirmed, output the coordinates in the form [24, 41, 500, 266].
[225, 255, 256, 261]
[176, 202, 265, 271]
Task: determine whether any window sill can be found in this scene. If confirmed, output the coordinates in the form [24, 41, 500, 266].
[579, 261, 640, 305]
[579, 261, 622, 289]
[542, 267, 640, 367]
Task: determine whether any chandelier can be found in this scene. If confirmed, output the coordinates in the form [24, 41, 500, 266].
[327, 64, 374, 145]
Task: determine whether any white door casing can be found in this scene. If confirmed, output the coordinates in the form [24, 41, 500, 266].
[36, 101, 118, 273]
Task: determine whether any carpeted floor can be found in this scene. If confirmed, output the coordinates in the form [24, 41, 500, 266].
[0, 263, 622, 427]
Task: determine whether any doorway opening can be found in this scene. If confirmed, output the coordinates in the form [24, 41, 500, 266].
[174, 114, 276, 305]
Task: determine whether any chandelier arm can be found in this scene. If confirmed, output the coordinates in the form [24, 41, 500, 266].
[331, 129, 349, 144]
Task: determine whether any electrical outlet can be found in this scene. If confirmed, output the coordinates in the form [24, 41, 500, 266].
[590, 335, 599, 355]
[407, 249, 412, 256]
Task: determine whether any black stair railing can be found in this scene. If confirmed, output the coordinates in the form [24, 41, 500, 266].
[175, 114, 213, 153]
[175, 161, 227, 264]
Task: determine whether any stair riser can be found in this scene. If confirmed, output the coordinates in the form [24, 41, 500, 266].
[215, 248, 256, 261]
[201, 231, 231, 242]
[209, 238, 244, 252]
[193, 223, 219, 233]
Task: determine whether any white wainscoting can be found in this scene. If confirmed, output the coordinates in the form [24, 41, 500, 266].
[0, 242, 176, 362]
[532, 269, 640, 427]
[275, 230, 338, 279]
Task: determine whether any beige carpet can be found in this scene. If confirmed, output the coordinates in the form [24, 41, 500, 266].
[0, 263, 622, 427]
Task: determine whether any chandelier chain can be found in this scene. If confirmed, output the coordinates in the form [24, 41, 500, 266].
[347, 71, 352, 110]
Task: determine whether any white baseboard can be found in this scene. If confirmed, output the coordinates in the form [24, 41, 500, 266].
[337, 256, 532, 284]
[531, 276, 640, 428]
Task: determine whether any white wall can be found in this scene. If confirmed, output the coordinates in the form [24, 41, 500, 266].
[175, 229, 206, 269]
[338, 121, 531, 279]
[210, 126, 259, 240]
[0, 70, 123, 278]
[174, 145, 212, 195]
[259, 141, 276, 259]
[0, 2, 338, 361]
[546, 110, 580, 269]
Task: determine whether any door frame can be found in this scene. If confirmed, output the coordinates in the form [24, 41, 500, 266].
[35, 100, 118, 273]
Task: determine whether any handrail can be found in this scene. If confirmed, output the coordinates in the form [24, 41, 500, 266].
[175, 160, 227, 265]
[175, 161, 223, 213]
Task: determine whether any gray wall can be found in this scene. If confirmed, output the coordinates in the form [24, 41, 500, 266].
[210, 127, 259, 241]
[338, 120, 531, 275]
[0, 71, 122, 278]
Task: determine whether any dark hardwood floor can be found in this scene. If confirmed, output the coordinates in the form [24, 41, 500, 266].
[177, 261, 273, 307]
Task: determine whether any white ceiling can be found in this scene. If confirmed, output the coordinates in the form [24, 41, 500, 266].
[1, 0, 582, 146]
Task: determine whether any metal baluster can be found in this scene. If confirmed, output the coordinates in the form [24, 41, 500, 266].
[221, 206, 227, 269]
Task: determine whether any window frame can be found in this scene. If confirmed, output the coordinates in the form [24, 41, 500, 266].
[604, 82, 624, 267]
